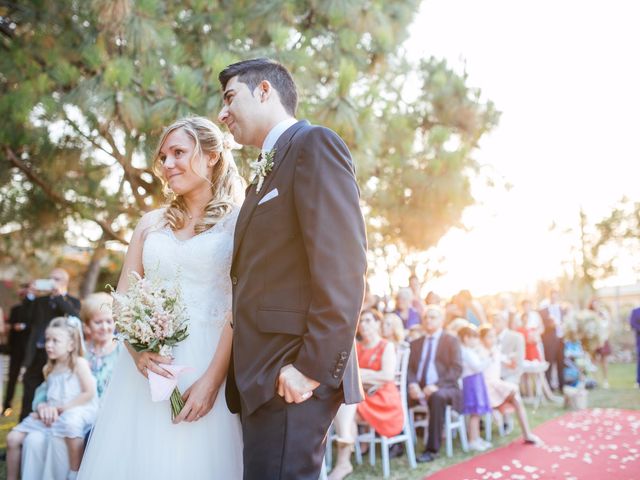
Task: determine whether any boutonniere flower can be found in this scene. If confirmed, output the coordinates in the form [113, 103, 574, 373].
[250, 148, 276, 193]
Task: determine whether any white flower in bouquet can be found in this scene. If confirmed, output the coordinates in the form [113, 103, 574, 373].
[109, 271, 189, 419]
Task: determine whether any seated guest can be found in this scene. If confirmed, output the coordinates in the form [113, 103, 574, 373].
[490, 311, 525, 385]
[329, 310, 404, 480]
[407, 306, 463, 463]
[511, 314, 541, 362]
[445, 317, 470, 336]
[510, 300, 544, 362]
[7, 317, 97, 480]
[394, 288, 421, 329]
[458, 326, 492, 452]
[425, 291, 441, 306]
[456, 290, 487, 327]
[444, 298, 465, 326]
[381, 312, 406, 349]
[81, 293, 121, 400]
[21, 294, 121, 480]
[479, 324, 542, 445]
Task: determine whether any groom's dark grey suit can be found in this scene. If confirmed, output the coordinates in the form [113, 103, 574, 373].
[226, 120, 367, 479]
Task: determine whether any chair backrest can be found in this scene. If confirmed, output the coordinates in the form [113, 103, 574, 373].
[395, 341, 411, 425]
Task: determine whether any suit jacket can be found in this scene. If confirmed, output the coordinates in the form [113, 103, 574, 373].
[8, 299, 33, 354]
[499, 329, 525, 382]
[24, 294, 81, 368]
[407, 332, 462, 390]
[226, 120, 368, 416]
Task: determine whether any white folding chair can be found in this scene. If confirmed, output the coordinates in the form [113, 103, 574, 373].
[354, 342, 417, 478]
[444, 404, 468, 457]
[493, 407, 515, 436]
[409, 404, 429, 446]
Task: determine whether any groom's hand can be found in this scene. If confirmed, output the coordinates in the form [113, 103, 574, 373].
[277, 364, 320, 404]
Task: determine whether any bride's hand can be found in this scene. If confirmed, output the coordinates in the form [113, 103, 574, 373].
[130, 350, 173, 378]
[172, 376, 219, 424]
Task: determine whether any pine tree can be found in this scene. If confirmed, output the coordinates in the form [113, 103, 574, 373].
[0, 0, 498, 293]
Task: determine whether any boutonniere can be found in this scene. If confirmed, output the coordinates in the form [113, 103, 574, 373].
[250, 148, 276, 193]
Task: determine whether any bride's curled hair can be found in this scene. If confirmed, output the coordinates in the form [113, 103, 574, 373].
[152, 116, 244, 234]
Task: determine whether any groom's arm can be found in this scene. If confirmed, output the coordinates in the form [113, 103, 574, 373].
[290, 126, 368, 388]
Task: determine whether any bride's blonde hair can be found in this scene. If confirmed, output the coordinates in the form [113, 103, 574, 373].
[152, 116, 243, 233]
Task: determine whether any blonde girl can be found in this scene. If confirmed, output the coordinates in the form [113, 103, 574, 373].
[7, 317, 97, 480]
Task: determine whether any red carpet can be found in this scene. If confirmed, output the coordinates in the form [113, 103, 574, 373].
[426, 408, 640, 480]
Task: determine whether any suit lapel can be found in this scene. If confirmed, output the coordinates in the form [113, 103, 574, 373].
[232, 120, 309, 263]
[434, 333, 446, 376]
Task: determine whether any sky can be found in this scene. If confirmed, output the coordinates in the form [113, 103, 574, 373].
[375, 0, 640, 298]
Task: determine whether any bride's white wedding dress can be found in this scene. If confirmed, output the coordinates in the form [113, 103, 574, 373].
[78, 208, 243, 479]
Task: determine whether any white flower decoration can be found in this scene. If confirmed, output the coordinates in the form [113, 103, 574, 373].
[250, 148, 276, 193]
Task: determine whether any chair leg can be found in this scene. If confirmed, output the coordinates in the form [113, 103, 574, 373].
[381, 437, 390, 478]
[354, 437, 362, 465]
[484, 412, 492, 442]
[409, 410, 417, 444]
[423, 420, 428, 445]
[405, 436, 417, 469]
[494, 410, 505, 436]
[369, 428, 376, 467]
[325, 438, 332, 469]
[459, 414, 469, 452]
[506, 412, 514, 434]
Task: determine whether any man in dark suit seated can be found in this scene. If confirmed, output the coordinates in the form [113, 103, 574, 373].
[20, 268, 80, 420]
[407, 305, 463, 463]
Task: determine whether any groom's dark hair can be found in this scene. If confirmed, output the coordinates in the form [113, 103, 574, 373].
[219, 58, 298, 116]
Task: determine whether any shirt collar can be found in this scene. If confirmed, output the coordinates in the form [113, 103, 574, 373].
[261, 117, 298, 153]
[427, 328, 443, 342]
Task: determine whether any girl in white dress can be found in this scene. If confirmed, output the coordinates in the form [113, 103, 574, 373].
[78, 116, 245, 479]
[7, 317, 98, 480]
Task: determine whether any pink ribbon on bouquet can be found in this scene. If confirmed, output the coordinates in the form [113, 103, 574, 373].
[147, 364, 192, 402]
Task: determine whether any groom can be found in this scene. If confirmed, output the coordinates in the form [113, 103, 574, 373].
[218, 58, 367, 479]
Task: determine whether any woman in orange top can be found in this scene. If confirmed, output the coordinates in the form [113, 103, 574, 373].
[329, 309, 404, 480]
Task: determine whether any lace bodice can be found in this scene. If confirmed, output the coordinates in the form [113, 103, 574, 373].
[141, 208, 239, 330]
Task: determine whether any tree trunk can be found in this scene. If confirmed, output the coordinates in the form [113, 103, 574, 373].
[80, 240, 107, 299]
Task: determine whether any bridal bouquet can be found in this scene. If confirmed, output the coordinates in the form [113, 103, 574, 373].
[109, 271, 189, 419]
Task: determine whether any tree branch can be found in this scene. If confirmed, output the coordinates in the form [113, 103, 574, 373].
[5, 147, 129, 244]
[62, 112, 115, 159]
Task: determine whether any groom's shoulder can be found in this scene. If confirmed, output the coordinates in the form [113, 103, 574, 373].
[299, 123, 345, 143]
[297, 123, 351, 157]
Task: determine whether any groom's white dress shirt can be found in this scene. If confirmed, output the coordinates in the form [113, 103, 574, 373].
[262, 117, 298, 152]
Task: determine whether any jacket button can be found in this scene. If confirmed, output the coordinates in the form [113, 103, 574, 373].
[340, 352, 348, 359]
[232, 276, 238, 285]
[332, 373, 339, 379]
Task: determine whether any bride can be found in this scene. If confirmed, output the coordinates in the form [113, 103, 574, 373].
[78, 116, 244, 479]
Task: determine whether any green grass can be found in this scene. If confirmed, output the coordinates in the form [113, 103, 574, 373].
[0, 364, 637, 480]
